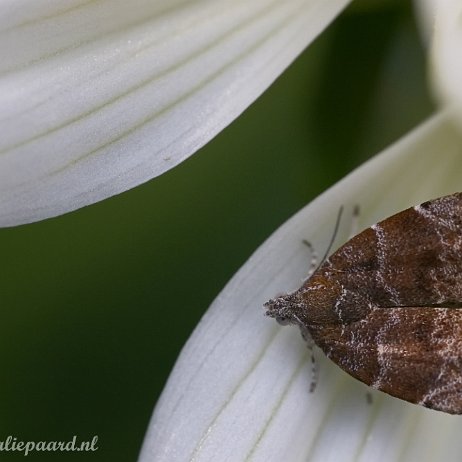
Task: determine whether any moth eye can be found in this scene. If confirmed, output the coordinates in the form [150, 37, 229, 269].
[276, 316, 291, 326]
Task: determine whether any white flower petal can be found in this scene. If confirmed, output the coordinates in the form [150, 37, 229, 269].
[0, 0, 351, 226]
[413, 0, 438, 45]
[430, 0, 462, 129]
[139, 112, 462, 462]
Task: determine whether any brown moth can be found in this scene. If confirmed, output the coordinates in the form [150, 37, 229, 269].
[265, 192, 462, 414]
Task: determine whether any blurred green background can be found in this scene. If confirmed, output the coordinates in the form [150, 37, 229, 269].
[0, 2, 433, 461]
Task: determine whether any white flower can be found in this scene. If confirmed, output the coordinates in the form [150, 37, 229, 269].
[138, 1, 462, 461]
[0, 0, 350, 226]
[139, 113, 462, 462]
[3, 1, 462, 461]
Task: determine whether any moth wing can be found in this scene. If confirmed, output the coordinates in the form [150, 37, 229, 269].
[323, 192, 462, 308]
[311, 305, 462, 414]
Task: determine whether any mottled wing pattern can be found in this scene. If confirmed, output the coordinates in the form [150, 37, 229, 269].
[310, 306, 462, 413]
[322, 192, 462, 308]
[266, 192, 462, 413]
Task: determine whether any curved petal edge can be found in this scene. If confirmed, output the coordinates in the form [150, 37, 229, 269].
[139, 113, 462, 462]
[0, 0, 351, 226]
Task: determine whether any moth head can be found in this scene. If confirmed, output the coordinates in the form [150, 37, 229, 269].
[264, 292, 306, 326]
[265, 275, 344, 327]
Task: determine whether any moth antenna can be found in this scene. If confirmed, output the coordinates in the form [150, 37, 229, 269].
[316, 205, 344, 270]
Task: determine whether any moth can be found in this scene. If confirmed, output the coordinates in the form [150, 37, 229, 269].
[265, 192, 462, 414]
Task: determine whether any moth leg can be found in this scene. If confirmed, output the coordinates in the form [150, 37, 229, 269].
[301, 240, 318, 282]
[366, 391, 373, 405]
[309, 349, 318, 393]
[299, 324, 318, 392]
[348, 204, 361, 239]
